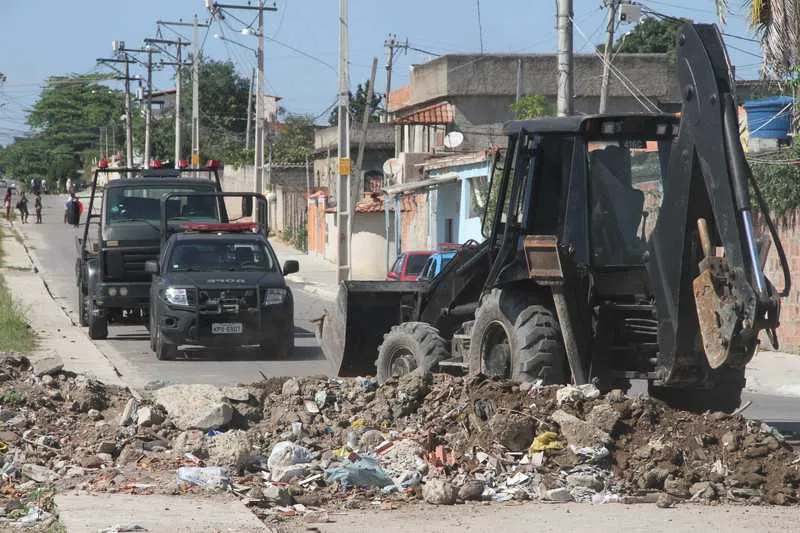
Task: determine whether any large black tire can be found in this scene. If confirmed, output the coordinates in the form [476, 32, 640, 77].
[468, 288, 567, 384]
[376, 322, 448, 385]
[648, 367, 745, 413]
[78, 288, 89, 327]
[87, 299, 108, 340]
[155, 329, 176, 361]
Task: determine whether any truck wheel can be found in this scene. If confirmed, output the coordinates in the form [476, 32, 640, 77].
[468, 288, 566, 384]
[155, 329, 176, 361]
[376, 322, 448, 385]
[87, 299, 108, 340]
[78, 288, 89, 327]
[648, 367, 745, 413]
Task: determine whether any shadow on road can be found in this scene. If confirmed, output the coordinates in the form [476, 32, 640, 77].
[172, 344, 324, 362]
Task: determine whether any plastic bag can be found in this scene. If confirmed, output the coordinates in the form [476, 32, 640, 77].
[530, 431, 565, 453]
[268, 441, 313, 472]
[176, 466, 230, 489]
[324, 456, 394, 488]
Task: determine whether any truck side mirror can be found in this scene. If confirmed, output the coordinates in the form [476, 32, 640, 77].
[282, 260, 299, 276]
[144, 260, 160, 275]
[242, 196, 253, 218]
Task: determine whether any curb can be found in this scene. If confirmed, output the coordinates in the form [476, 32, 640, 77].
[292, 282, 337, 302]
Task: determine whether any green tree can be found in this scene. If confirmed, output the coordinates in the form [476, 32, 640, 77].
[271, 114, 315, 163]
[509, 95, 552, 119]
[0, 74, 124, 185]
[600, 17, 684, 54]
[328, 81, 383, 126]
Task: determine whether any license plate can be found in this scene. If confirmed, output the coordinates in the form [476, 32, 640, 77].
[211, 323, 243, 334]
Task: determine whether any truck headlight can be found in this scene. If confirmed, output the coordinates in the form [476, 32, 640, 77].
[263, 288, 287, 306]
[164, 287, 189, 306]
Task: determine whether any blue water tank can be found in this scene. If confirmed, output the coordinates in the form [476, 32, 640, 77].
[743, 96, 794, 139]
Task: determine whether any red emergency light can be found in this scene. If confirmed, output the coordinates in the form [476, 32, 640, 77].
[150, 160, 162, 169]
[205, 160, 220, 169]
[180, 221, 258, 233]
[98, 159, 109, 169]
[178, 159, 189, 169]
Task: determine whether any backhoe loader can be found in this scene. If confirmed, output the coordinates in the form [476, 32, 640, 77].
[315, 23, 791, 411]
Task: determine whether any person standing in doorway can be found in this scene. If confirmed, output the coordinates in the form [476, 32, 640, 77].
[17, 192, 29, 224]
[34, 191, 42, 224]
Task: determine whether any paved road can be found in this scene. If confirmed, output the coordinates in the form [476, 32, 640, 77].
[16, 194, 333, 387]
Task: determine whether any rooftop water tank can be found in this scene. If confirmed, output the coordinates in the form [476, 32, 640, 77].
[743, 96, 794, 140]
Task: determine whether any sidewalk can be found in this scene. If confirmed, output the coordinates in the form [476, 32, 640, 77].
[271, 238, 339, 301]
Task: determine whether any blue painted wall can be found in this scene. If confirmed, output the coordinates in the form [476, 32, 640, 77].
[426, 158, 490, 246]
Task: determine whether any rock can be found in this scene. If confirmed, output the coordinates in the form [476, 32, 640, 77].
[690, 481, 716, 500]
[664, 476, 690, 499]
[137, 405, 166, 428]
[423, 478, 457, 505]
[489, 412, 536, 452]
[273, 465, 310, 483]
[87, 409, 103, 421]
[246, 486, 263, 500]
[606, 389, 626, 403]
[262, 484, 292, 505]
[721, 431, 739, 452]
[656, 493, 676, 508]
[282, 378, 300, 396]
[744, 445, 769, 458]
[119, 398, 137, 426]
[0, 431, 19, 444]
[79, 456, 103, 469]
[458, 480, 485, 501]
[41, 375, 54, 386]
[544, 487, 573, 502]
[32, 356, 63, 377]
[222, 387, 251, 402]
[551, 409, 611, 448]
[68, 375, 108, 413]
[96, 453, 113, 463]
[97, 441, 116, 455]
[765, 436, 781, 451]
[641, 467, 670, 490]
[232, 403, 263, 424]
[586, 403, 621, 433]
[358, 429, 385, 451]
[207, 430, 254, 471]
[556, 385, 583, 405]
[153, 384, 233, 430]
[173, 430, 208, 455]
[22, 464, 58, 483]
[566, 473, 604, 492]
[116, 447, 144, 466]
[64, 466, 85, 478]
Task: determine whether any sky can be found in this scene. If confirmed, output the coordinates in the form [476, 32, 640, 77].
[0, 0, 764, 145]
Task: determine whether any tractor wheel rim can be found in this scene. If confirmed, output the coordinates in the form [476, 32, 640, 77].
[483, 321, 511, 378]
[389, 348, 416, 377]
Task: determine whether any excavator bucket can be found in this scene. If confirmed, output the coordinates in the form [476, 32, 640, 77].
[315, 281, 423, 377]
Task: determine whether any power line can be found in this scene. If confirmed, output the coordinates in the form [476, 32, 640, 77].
[722, 31, 760, 44]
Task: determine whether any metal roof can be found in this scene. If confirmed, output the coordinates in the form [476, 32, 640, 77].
[382, 175, 461, 196]
[503, 113, 677, 135]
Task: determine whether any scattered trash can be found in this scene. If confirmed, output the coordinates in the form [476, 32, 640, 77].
[176, 466, 230, 490]
[324, 456, 394, 488]
[530, 431, 564, 452]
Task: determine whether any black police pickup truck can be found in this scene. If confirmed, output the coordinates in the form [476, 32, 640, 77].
[145, 193, 299, 360]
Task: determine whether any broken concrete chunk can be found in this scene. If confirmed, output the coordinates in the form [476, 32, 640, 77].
[32, 356, 63, 377]
[566, 473, 604, 492]
[458, 480, 485, 501]
[22, 464, 58, 483]
[136, 405, 166, 428]
[586, 403, 621, 433]
[544, 487, 573, 502]
[152, 384, 233, 431]
[423, 478, 457, 505]
[281, 378, 301, 396]
[551, 409, 611, 448]
[207, 430, 255, 471]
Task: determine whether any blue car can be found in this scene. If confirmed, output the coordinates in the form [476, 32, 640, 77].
[417, 251, 456, 281]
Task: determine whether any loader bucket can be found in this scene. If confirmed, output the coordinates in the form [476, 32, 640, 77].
[315, 281, 423, 377]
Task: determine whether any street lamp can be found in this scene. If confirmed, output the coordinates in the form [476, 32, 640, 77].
[212, 33, 256, 56]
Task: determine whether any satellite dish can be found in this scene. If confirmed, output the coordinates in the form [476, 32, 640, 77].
[443, 131, 464, 149]
[382, 158, 399, 176]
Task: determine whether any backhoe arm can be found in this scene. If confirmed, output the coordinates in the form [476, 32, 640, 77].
[646, 23, 788, 386]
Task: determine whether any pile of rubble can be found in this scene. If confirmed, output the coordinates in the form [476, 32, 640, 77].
[0, 354, 799, 529]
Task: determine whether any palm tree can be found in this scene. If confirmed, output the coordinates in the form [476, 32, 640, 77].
[715, 1, 798, 75]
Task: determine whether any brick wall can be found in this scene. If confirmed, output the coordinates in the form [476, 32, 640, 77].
[762, 217, 800, 352]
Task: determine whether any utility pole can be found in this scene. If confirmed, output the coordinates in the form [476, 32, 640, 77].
[246, 68, 254, 150]
[206, 2, 277, 192]
[144, 46, 154, 167]
[158, 18, 210, 168]
[384, 34, 398, 122]
[337, 0, 350, 282]
[146, 37, 189, 167]
[556, 0, 574, 116]
[98, 51, 136, 169]
[599, 0, 618, 113]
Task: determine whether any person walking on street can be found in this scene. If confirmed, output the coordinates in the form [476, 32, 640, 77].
[64, 192, 83, 227]
[34, 191, 42, 224]
[41, 180, 48, 195]
[4, 189, 11, 220]
[17, 192, 29, 224]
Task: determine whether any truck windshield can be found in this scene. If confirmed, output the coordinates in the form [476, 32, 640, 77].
[588, 139, 671, 267]
[168, 239, 277, 272]
[106, 185, 218, 225]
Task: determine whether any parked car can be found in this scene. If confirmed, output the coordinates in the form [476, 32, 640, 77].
[387, 250, 434, 281]
[417, 251, 457, 281]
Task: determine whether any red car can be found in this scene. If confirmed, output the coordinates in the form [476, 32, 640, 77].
[387, 250, 434, 281]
